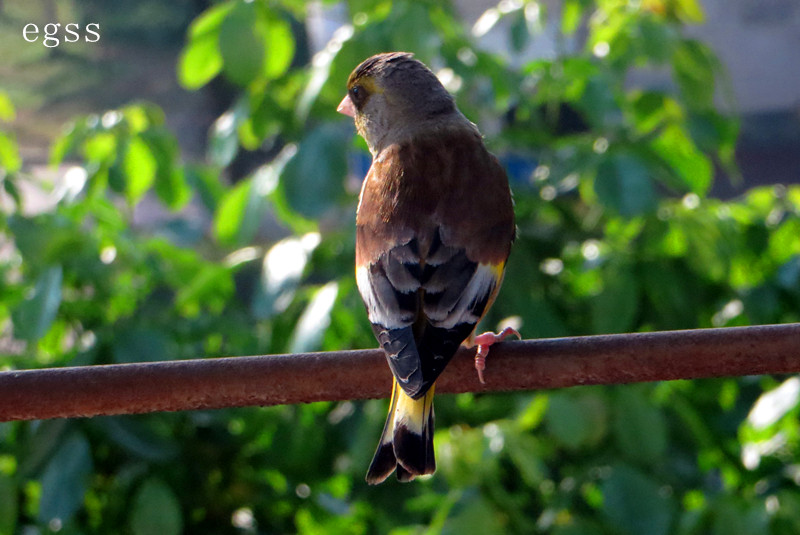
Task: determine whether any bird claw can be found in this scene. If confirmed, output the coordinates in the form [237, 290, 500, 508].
[473, 327, 521, 384]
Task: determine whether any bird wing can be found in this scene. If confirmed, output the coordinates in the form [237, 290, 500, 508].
[355, 132, 515, 399]
[357, 229, 505, 398]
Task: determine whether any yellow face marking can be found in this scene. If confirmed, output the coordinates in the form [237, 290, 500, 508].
[352, 75, 383, 95]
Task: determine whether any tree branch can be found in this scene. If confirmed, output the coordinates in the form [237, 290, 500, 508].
[1, 323, 799, 422]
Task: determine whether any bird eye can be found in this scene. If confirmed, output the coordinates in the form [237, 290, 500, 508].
[349, 85, 367, 107]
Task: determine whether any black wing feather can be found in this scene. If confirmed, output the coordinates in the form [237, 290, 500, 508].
[362, 228, 496, 399]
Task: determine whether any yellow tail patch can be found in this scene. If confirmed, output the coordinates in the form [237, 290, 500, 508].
[366, 380, 436, 484]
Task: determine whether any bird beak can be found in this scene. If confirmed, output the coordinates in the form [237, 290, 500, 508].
[337, 95, 356, 117]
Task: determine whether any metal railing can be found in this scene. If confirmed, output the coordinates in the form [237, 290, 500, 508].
[1, 323, 798, 421]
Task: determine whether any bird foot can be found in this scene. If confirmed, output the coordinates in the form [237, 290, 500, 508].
[473, 327, 521, 384]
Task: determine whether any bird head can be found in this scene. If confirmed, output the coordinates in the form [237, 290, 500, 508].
[337, 52, 458, 154]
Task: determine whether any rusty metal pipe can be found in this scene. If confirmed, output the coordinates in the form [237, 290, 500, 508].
[0, 323, 799, 421]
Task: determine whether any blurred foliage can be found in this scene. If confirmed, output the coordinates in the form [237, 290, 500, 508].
[1, 0, 800, 533]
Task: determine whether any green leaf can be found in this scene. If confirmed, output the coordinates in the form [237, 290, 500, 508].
[38, 432, 93, 526]
[3, 172, 22, 206]
[642, 261, 697, 329]
[442, 494, 505, 535]
[509, 11, 529, 52]
[0, 473, 17, 534]
[741, 285, 781, 324]
[580, 74, 617, 125]
[672, 39, 715, 109]
[0, 132, 21, 173]
[124, 137, 157, 204]
[613, 387, 667, 463]
[561, 0, 583, 35]
[602, 464, 674, 535]
[84, 132, 117, 163]
[12, 265, 63, 343]
[123, 104, 158, 133]
[649, 124, 712, 195]
[777, 256, 800, 291]
[219, 1, 264, 87]
[545, 391, 607, 450]
[591, 262, 639, 334]
[295, 24, 354, 121]
[214, 180, 254, 246]
[638, 16, 676, 63]
[175, 264, 234, 317]
[768, 219, 800, 264]
[8, 216, 72, 266]
[112, 327, 173, 363]
[630, 91, 680, 134]
[278, 124, 348, 221]
[258, 12, 295, 79]
[214, 143, 295, 245]
[18, 420, 69, 478]
[186, 164, 226, 213]
[687, 111, 738, 170]
[594, 153, 657, 216]
[50, 121, 87, 165]
[96, 417, 179, 462]
[179, 36, 222, 89]
[178, 3, 232, 89]
[208, 110, 240, 168]
[711, 497, 768, 535]
[253, 233, 322, 319]
[288, 281, 339, 353]
[189, 1, 233, 39]
[154, 166, 190, 210]
[769, 491, 800, 535]
[141, 129, 190, 210]
[0, 92, 15, 122]
[130, 477, 183, 535]
[675, 0, 705, 23]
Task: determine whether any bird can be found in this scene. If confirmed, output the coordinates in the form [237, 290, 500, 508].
[337, 52, 518, 484]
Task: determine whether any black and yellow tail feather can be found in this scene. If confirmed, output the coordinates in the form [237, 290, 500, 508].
[366, 380, 436, 484]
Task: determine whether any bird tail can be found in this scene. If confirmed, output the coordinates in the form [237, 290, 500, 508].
[366, 380, 436, 484]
